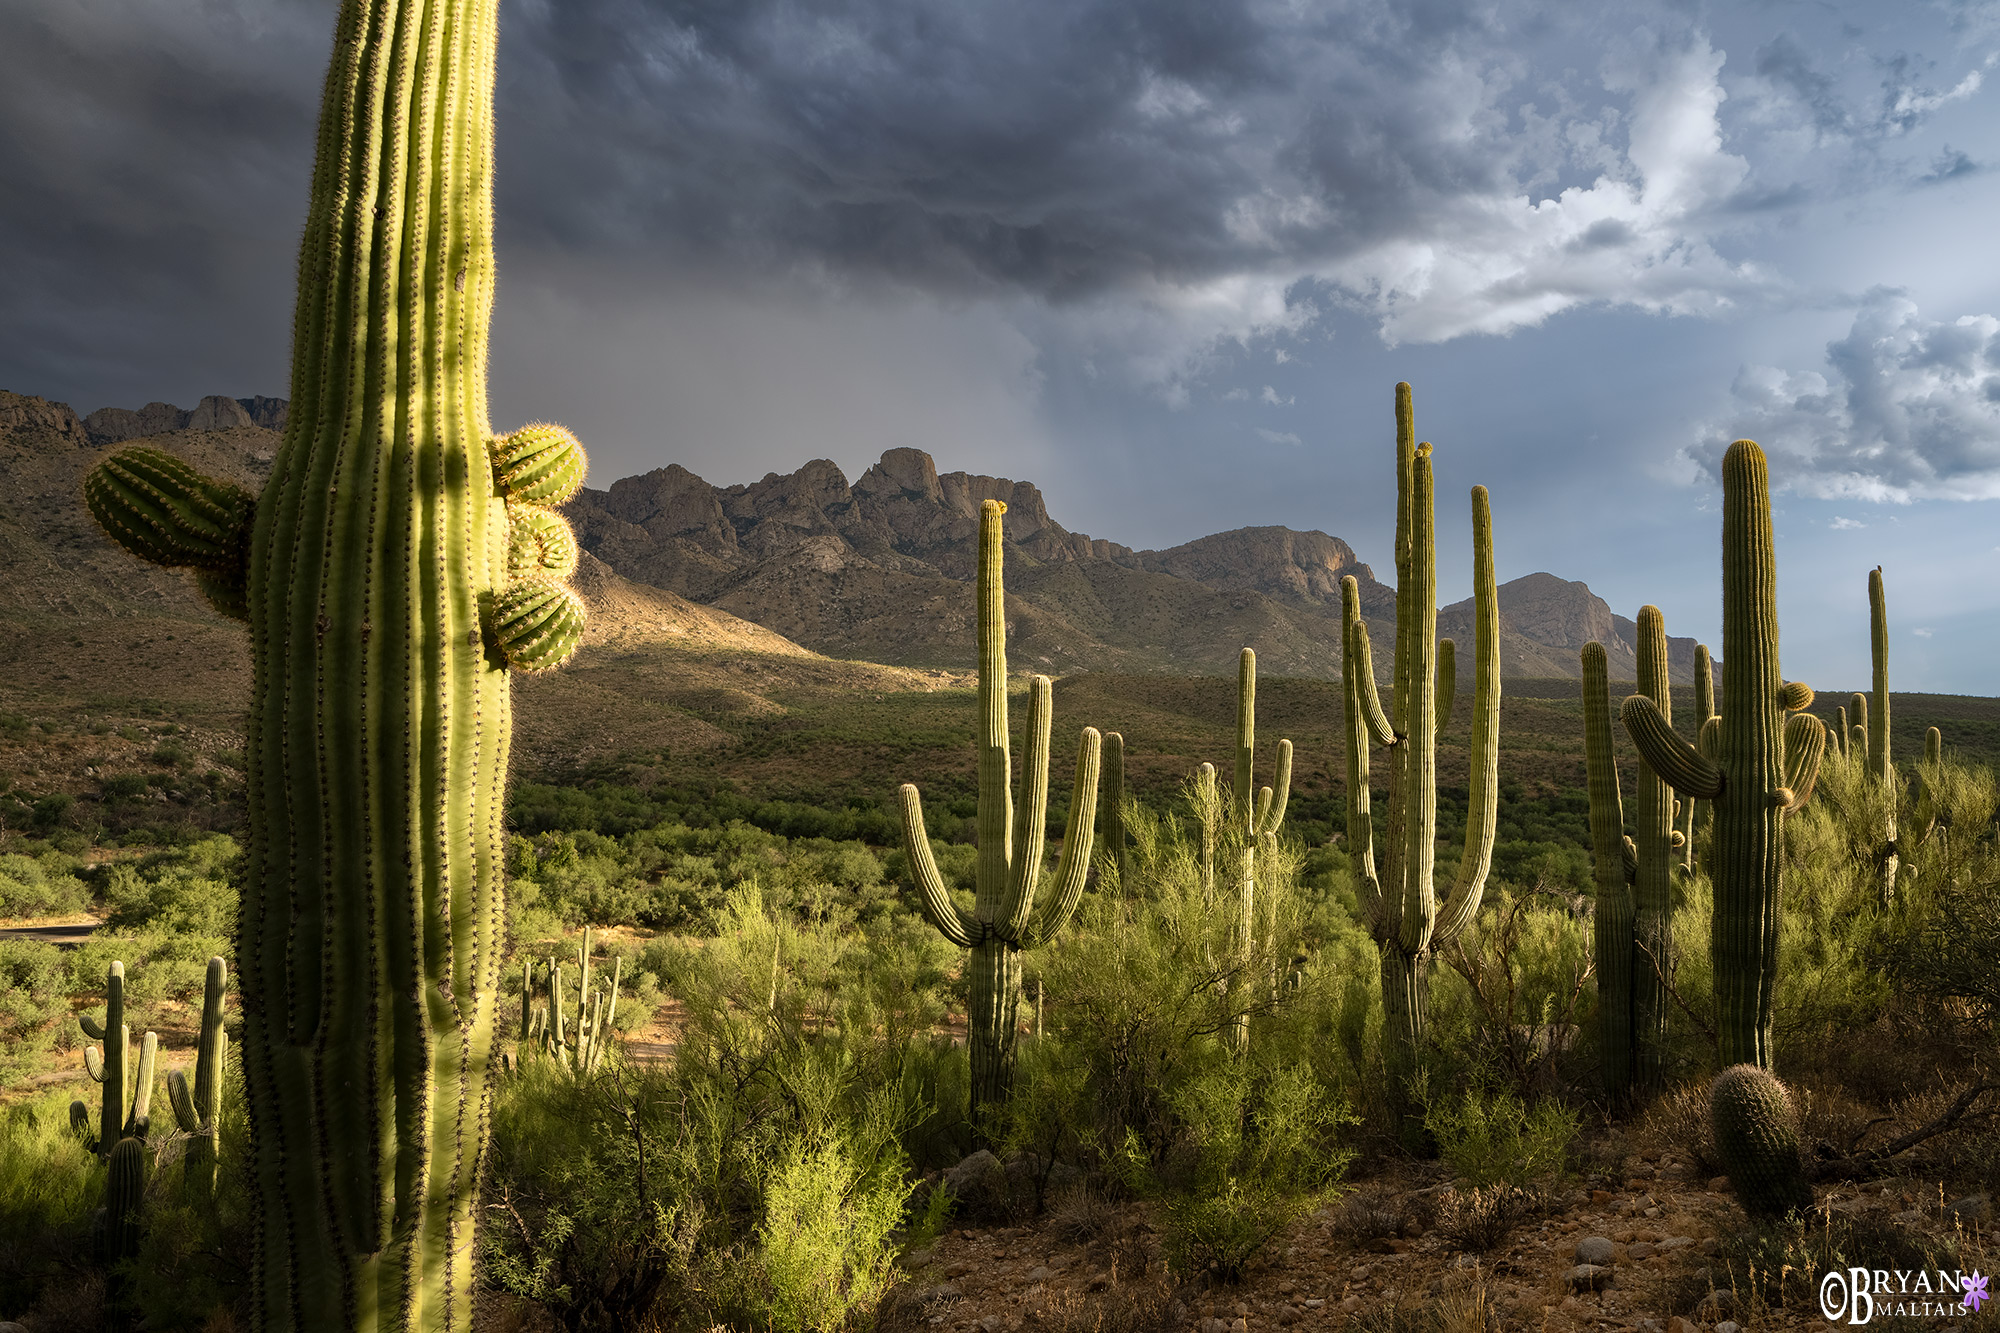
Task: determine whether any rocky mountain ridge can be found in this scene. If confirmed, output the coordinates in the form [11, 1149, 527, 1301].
[2, 387, 1706, 684]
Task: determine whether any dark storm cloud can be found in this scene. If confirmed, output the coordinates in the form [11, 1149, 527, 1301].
[0, 1, 330, 407]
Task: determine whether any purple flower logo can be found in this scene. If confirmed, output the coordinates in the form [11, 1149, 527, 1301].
[1965, 1270, 1989, 1313]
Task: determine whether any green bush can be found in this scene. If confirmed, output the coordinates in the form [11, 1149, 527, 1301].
[746, 1135, 904, 1333]
[0, 939, 78, 1085]
[0, 1086, 101, 1313]
[1422, 1085, 1578, 1187]
[0, 849, 90, 919]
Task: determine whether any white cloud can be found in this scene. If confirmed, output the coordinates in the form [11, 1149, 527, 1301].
[1690, 292, 2000, 501]
[1829, 516, 1865, 529]
[1913, 627, 1935, 637]
[1256, 427, 1303, 446]
[1260, 385, 1293, 406]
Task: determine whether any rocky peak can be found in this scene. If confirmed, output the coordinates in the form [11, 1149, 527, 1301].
[0, 390, 89, 446]
[82, 395, 288, 444]
[855, 447, 945, 505]
[1140, 526, 1375, 606]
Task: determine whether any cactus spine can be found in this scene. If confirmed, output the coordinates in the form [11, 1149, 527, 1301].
[1344, 384, 1501, 1080]
[1227, 649, 1292, 1048]
[1709, 1063, 1813, 1219]
[1581, 641, 1637, 1095]
[1622, 441, 1825, 1069]
[80, 2, 591, 1324]
[1867, 567, 1899, 905]
[899, 499, 1101, 1124]
[166, 957, 228, 1192]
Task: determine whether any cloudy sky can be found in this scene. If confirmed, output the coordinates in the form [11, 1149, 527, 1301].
[6, 0, 2000, 691]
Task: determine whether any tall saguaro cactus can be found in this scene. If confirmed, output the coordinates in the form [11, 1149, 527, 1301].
[1622, 441, 1826, 1069]
[1866, 567, 1899, 904]
[166, 957, 229, 1193]
[82, 2, 590, 1325]
[1681, 644, 1715, 871]
[1342, 384, 1502, 1080]
[899, 500, 1101, 1125]
[1581, 641, 1636, 1096]
[1628, 607, 1682, 1091]
[1227, 648, 1292, 1048]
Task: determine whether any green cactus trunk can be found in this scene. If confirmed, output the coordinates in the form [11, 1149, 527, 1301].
[900, 500, 1101, 1128]
[167, 957, 229, 1193]
[1868, 568, 1898, 905]
[1581, 641, 1634, 1096]
[1225, 649, 1292, 1050]
[82, 2, 592, 1324]
[1682, 644, 1714, 871]
[1623, 441, 1824, 1070]
[1629, 608, 1680, 1092]
[1102, 732, 1127, 890]
[1344, 384, 1501, 1083]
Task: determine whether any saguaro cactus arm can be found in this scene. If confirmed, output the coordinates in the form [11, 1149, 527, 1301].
[1623, 697, 1725, 799]
[1019, 727, 1103, 949]
[896, 788, 978, 947]
[1000, 676, 1057, 939]
[1435, 639, 1457, 733]
[1780, 713, 1828, 812]
[1436, 486, 1500, 945]
[1349, 618, 1396, 748]
[1342, 578, 1384, 923]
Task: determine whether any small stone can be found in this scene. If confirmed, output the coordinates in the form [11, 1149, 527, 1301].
[1591, 1189, 1613, 1204]
[980, 1318, 1002, 1333]
[1696, 1237, 1719, 1256]
[1566, 1264, 1614, 1292]
[1644, 1206, 1662, 1218]
[1656, 1236, 1693, 1251]
[1337, 1297, 1363, 1314]
[929, 1283, 962, 1301]
[1026, 1267, 1050, 1284]
[1668, 1319, 1700, 1333]
[1302, 1299, 1323, 1309]
[1697, 1289, 1736, 1318]
[904, 1248, 936, 1268]
[1574, 1236, 1617, 1265]
[1715, 1323, 1741, 1333]
[1945, 1193, 1992, 1221]
[1708, 1175, 1730, 1192]
[1230, 1319, 1248, 1333]
[1628, 1243, 1656, 1260]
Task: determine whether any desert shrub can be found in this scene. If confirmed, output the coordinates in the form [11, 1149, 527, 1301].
[0, 939, 78, 1084]
[0, 1087, 101, 1313]
[488, 890, 950, 1330]
[1430, 885, 1593, 1099]
[740, 1135, 905, 1333]
[1422, 1084, 1577, 1187]
[1703, 1208, 1979, 1318]
[1431, 1183, 1554, 1252]
[1881, 872, 2000, 1046]
[0, 849, 90, 919]
[1148, 1062, 1354, 1280]
[98, 835, 239, 935]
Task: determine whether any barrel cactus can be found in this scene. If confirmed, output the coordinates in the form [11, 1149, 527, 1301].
[81, 1, 590, 1323]
[1622, 440, 1826, 1068]
[1710, 1063, 1814, 1219]
[898, 499, 1101, 1125]
[1342, 383, 1501, 1081]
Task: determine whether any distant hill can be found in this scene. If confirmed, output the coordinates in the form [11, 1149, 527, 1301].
[565, 445, 1706, 682]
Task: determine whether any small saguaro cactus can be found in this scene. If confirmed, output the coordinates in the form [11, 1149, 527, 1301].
[1865, 567, 1899, 905]
[104, 1134, 148, 1264]
[1581, 640, 1637, 1096]
[899, 499, 1102, 1125]
[1628, 607, 1684, 1093]
[1622, 440, 1827, 1069]
[79, 1, 593, 1323]
[1228, 648, 1293, 1048]
[1833, 706, 1849, 760]
[1342, 383, 1502, 1082]
[1709, 1063, 1814, 1219]
[1681, 644, 1715, 871]
[1102, 731, 1129, 890]
[166, 957, 228, 1192]
[73, 961, 158, 1156]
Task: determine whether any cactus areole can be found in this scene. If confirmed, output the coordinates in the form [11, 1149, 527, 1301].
[81, 1, 590, 1327]
[899, 499, 1101, 1128]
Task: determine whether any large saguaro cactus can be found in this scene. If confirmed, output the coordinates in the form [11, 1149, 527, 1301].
[81, 2, 589, 1325]
[1628, 607, 1682, 1092]
[1622, 441, 1825, 1069]
[1342, 383, 1501, 1080]
[899, 500, 1101, 1125]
